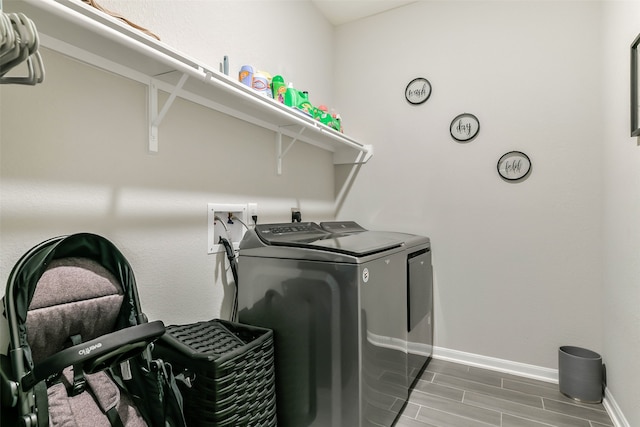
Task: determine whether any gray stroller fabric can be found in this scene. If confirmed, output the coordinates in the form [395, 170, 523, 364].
[26, 257, 125, 364]
[47, 367, 147, 427]
[27, 257, 147, 426]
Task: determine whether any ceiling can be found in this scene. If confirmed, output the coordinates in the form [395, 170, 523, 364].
[310, 0, 418, 26]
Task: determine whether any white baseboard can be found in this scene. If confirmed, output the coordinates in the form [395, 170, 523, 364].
[603, 388, 631, 427]
[432, 346, 558, 383]
[431, 346, 630, 427]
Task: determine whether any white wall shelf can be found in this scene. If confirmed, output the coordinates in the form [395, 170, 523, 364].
[11, 0, 373, 173]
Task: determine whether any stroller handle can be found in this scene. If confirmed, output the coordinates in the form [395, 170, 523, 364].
[21, 321, 165, 391]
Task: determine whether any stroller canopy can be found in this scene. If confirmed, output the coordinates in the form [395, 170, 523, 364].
[5, 233, 142, 361]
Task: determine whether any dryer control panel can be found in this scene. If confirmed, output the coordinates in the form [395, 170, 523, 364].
[320, 221, 368, 235]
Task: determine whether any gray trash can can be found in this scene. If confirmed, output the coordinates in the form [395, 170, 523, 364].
[558, 346, 604, 403]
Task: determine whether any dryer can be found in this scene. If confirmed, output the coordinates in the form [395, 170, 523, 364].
[320, 222, 433, 388]
[238, 222, 432, 427]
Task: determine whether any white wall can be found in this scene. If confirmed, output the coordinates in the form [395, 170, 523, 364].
[602, 2, 640, 425]
[334, 1, 604, 368]
[0, 0, 335, 331]
[335, 1, 640, 423]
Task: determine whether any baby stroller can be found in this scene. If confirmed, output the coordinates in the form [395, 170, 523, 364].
[0, 233, 187, 427]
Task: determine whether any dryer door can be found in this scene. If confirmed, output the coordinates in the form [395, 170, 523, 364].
[407, 247, 433, 387]
[359, 249, 408, 426]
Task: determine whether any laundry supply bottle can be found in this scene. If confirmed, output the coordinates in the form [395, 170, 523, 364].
[239, 65, 254, 87]
[332, 112, 343, 132]
[316, 104, 332, 126]
[284, 82, 298, 107]
[252, 71, 272, 98]
[297, 91, 314, 116]
[272, 75, 286, 103]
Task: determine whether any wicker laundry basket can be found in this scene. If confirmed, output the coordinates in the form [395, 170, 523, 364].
[154, 319, 277, 427]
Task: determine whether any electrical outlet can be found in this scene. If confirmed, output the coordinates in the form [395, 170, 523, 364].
[248, 203, 258, 224]
[208, 203, 248, 254]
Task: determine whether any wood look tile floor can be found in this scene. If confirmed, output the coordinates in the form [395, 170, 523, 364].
[394, 359, 613, 427]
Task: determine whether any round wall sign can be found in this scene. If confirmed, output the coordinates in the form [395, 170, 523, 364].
[450, 113, 480, 142]
[405, 77, 432, 105]
[497, 151, 532, 181]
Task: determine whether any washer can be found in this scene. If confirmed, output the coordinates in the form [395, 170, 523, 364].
[238, 222, 432, 427]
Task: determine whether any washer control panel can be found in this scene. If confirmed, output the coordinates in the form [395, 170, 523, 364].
[255, 222, 331, 244]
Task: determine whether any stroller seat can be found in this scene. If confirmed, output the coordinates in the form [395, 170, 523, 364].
[1, 233, 186, 427]
[27, 257, 126, 365]
[47, 367, 146, 427]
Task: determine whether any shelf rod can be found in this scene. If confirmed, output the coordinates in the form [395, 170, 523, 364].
[148, 72, 189, 153]
[276, 126, 306, 175]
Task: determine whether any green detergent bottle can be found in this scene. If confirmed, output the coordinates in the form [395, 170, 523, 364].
[272, 75, 286, 103]
[297, 91, 314, 116]
[284, 83, 298, 107]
